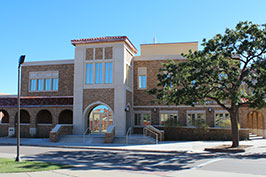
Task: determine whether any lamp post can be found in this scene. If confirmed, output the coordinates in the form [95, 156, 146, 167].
[16, 55, 25, 162]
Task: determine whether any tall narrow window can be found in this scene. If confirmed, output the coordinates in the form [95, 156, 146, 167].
[45, 79, 51, 91]
[105, 63, 112, 84]
[134, 113, 141, 126]
[30, 79, 36, 91]
[95, 63, 103, 84]
[86, 63, 93, 84]
[138, 67, 147, 89]
[143, 113, 151, 126]
[38, 79, 44, 91]
[139, 75, 146, 88]
[52, 78, 58, 91]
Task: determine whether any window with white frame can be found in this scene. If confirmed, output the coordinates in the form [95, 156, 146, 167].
[86, 63, 93, 84]
[95, 63, 103, 84]
[215, 111, 230, 127]
[105, 63, 112, 84]
[138, 67, 147, 89]
[134, 112, 151, 126]
[85, 47, 113, 85]
[160, 111, 178, 126]
[187, 111, 206, 127]
[29, 71, 59, 92]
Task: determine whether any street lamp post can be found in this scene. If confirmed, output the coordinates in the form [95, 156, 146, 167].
[16, 55, 25, 162]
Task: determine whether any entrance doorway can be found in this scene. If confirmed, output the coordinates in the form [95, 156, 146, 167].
[88, 105, 113, 134]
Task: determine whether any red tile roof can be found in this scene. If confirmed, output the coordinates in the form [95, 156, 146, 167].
[71, 36, 138, 54]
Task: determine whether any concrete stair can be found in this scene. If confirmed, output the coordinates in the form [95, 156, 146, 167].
[59, 134, 156, 145]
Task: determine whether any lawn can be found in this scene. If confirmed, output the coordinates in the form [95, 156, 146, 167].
[0, 158, 72, 173]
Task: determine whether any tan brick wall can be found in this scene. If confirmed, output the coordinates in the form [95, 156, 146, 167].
[21, 64, 74, 96]
[133, 59, 186, 106]
[83, 88, 114, 111]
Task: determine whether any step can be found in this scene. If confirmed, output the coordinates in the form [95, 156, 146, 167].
[59, 134, 156, 144]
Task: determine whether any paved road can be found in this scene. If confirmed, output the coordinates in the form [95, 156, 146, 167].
[0, 145, 266, 177]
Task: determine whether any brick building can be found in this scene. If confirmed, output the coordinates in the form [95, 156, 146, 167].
[0, 36, 265, 139]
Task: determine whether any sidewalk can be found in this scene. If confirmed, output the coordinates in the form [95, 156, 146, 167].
[0, 137, 265, 153]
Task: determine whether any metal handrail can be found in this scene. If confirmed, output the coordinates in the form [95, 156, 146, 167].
[147, 125, 164, 141]
[143, 127, 158, 144]
[83, 127, 90, 143]
[126, 127, 132, 144]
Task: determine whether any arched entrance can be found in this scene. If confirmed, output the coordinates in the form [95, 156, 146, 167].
[36, 110, 52, 124]
[59, 110, 73, 124]
[246, 111, 265, 137]
[0, 110, 9, 123]
[86, 103, 113, 134]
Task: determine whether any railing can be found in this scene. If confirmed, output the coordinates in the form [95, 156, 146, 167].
[143, 127, 158, 144]
[83, 127, 90, 143]
[147, 125, 164, 141]
[126, 127, 132, 144]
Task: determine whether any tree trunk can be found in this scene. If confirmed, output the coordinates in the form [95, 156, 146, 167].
[230, 109, 239, 147]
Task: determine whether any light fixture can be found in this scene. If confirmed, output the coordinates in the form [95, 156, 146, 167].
[125, 105, 130, 112]
[153, 107, 157, 112]
[208, 107, 212, 112]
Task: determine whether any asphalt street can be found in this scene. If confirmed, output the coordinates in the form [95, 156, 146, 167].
[0, 145, 266, 176]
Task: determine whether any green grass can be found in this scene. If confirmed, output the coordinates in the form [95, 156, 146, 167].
[0, 158, 72, 173]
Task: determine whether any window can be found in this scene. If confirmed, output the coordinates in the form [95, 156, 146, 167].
[105, 63, 112, 84]
[215, 111, 230, 127]
[160, 111, 178, 126]
[134, 112, 151, 126]
[143, 113, 151, 126]
[52, 78, 58, 91]
[95, 63, 103, 84]
[139, 75, 146, 89]
[29, 71, 58, 92]
[134, 113, 141, 126]
[187, 111, 206, 127]
[45, 79, 51, 91]
[86, 63, 93, 84]
[138, 67, 147, 89]
[30, 79, 36, 91]
[38, 79, 44, 91]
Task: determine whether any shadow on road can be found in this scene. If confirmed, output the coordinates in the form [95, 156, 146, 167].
[22, 148, 266, 172]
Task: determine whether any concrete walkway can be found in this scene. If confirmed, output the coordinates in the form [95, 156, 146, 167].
[0, 137, 265, 153]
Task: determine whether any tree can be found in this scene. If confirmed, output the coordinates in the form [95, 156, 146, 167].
[149, 21, 266, 147]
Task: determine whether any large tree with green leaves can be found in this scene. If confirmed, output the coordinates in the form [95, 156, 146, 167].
[150, 21, 266, 147]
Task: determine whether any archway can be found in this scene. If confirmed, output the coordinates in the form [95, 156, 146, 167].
[15, 110, 30, 124]
[0, 110, 9, 123]
[36, 110, 52, 124]
[246, 111, 265, 137]
[85, 102, 113, 134]
[59, 110, 73, 124]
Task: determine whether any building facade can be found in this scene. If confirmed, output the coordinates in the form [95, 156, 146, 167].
[0, 36, 265, 138]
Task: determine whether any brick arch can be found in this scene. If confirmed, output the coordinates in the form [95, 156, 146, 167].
[59, 109, 73, 124]
[246, 110, 265, 137]
[15, 110, 30, 124]
[0, 110, 9, 123]
[36, 110, 52, 124]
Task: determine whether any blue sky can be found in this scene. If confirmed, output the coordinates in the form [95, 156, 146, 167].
[0, 0, 266, 94]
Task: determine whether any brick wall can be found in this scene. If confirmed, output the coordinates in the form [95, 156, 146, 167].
[21, 64, 74, 96]
[83, 88, 114, 111]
